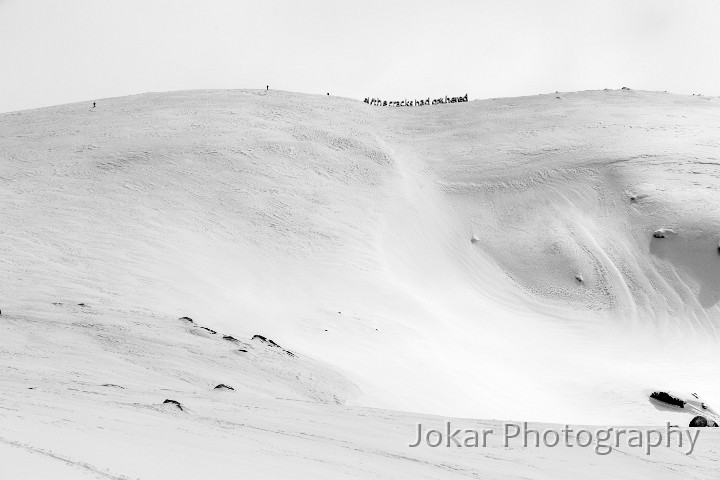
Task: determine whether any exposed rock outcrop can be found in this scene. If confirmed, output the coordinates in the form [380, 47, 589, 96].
[252, 334, 296, 357]
[689, 415, 719, 427]
[653, 228, 675, 239]
[649, 391, 686, 408]
[163, 399, 183, 411]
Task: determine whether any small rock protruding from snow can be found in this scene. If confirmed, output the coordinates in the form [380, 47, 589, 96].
[717, 242, 720, 255]
[649, 391, 685, 408]
[689, 415, 718, 427]
[163, 399, 183, 411]
[574, 274, 584, 283]
[223, 335, 239, 342]
[179, 316, 194, 323]
[471, 235, 479, 244]
[653, 228, 674, 239]
[214, 384, 234, 391]
[252, 334, 296, 357]
[252, 334, 280, 347]
[200, 326, 216, 334]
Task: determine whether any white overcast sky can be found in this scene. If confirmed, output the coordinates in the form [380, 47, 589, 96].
[1, 0, 719, 113]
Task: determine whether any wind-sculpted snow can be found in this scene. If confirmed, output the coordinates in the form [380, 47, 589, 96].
[1, 89, 720, 477]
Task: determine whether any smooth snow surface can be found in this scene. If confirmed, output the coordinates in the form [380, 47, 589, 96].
[1, 89, 720, 477]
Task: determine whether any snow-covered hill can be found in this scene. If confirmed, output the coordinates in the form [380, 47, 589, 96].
[1, 89, 719, 478]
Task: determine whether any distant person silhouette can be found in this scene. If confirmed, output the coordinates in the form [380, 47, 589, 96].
[92, 102, 96, 108]
[266, 85, 268, 91]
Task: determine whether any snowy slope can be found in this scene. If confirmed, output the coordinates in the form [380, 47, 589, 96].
[1, 88, 720, 477]
[0, 306, 718, 479]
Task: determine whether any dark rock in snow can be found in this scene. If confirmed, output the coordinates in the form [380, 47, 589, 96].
[690, 416, 709, 427]
[179, 316, 194, 323]
[223, 335, 239, 342]
[214, 384, 234, 391]
[653, 228, 674, 239]
[649, 391, 686, 408]
[163, 399, 183, 411]
[252, 334, 281, 347]
[200, 327, 216, 334]
[252, 334, 295, 356]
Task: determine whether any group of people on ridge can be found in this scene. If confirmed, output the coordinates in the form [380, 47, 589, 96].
[364, 94, 468, 107]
